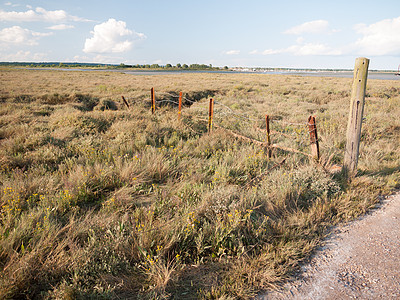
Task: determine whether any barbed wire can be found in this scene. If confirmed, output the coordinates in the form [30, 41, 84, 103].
[156, 91, 198, 105]
[122, 92, 320, 155]
[214, 100, 260, 122]
[274, 120, 309, 126]
[156, 91, 262, 123]
[157, 92, 179, 98]
[155, 99, 180, 105]
[156, 92, 309, 127]
[153, 96, 313, 142]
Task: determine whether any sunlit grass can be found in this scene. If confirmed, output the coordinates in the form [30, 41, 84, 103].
[0, 68, 399, 298]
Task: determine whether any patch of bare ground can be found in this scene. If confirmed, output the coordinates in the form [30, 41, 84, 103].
[262, 191, 400, 299]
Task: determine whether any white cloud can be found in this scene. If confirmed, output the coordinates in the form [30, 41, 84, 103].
[258, 26, 342, 57]
[224, 50, 240, 55]
[83, 19, 146, 54]
[0, 26, 52, 46]
[0, 8, 36, 21]
[73, 55, 88, 61]
[0, 7, 89, 22]
[5, 2, 20, 7]
[284, 20, 330, 35]
[73, 54, 122, 64]
[260, 43, 341, 56]
[262, 49, 283, 55]
[46, 24, 74, 30]
[287, 43, 341, 56]
[0, 50, 48, 61]
[35, 7, 69, 22]
[354, 17, 400, 55]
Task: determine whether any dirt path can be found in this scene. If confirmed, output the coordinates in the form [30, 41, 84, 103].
[261, 192, 400, 299]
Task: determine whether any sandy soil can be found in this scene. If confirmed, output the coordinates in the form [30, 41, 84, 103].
[261, 192, 400, 299]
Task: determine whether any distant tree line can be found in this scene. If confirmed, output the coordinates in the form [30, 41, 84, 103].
[0, 62, 230, 70]
[115, 63, 224, 70]
[0, 62, 108, 68]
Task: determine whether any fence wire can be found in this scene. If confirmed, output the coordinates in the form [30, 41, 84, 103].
[122, 90, 319, 156]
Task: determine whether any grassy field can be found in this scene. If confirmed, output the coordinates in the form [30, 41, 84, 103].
[0, 68, 399, 299]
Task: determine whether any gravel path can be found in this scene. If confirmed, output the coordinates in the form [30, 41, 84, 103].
[261, 192, 400, 299]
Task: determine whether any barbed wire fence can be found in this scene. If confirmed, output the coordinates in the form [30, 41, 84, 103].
[122, 88, 320, 161]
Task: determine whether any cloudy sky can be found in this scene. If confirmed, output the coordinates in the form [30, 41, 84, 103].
[1, 0, 400, 69]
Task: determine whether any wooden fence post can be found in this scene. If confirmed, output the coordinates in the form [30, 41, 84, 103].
[344, 57, 369, 175]
[121, 96, 130, 109]
[178, 91, 182, 120]
[308, 116, 320, 161]
[265, 114, 272, 158]
[151, 87, 155, 114]
[208, 98, 214, 133]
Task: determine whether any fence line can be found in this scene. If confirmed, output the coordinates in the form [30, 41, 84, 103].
[120, 88, 321, 160]
[149, 90, 308, 128]
[192, 117, 314, 158]
[117, 58, 368, 172]
[153, 90, 261, 122]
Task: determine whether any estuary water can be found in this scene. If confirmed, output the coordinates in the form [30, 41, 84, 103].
[121, 70, 400, 81]
[26, 68, 400, 81]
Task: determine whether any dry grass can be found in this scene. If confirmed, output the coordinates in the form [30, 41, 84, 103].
[0, 67, 399, 299]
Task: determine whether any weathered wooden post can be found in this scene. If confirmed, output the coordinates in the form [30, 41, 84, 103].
[178, 91, 182, 120]
[208, 98, 214, 133]
[308, 116, 320, 161]
[265, 114, 272, 158]
[344, 57, 369, 175]
[151, 87, 156, 114]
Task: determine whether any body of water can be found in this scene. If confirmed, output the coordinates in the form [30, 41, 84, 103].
[123, 70, 400, 81]
[25, 68, 400, 81]
[263, 70, 400, 81]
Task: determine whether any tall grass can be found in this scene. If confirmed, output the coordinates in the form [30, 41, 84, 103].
[0, 68, 399, 298]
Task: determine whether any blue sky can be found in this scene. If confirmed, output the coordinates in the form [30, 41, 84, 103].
[1, 0, 400, 69]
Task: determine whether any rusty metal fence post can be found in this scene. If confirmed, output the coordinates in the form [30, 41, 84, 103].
[265, 114, 272, 158]
[308, 116, 320, 161]
[208, 98, 214, 133]
[151, 87, 155, 114]
[178, 91, 182, 120]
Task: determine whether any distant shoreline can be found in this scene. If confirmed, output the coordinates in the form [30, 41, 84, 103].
[9, 67, 398, 81]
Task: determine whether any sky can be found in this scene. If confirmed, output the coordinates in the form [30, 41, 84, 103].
[1, 0, 400, 70]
